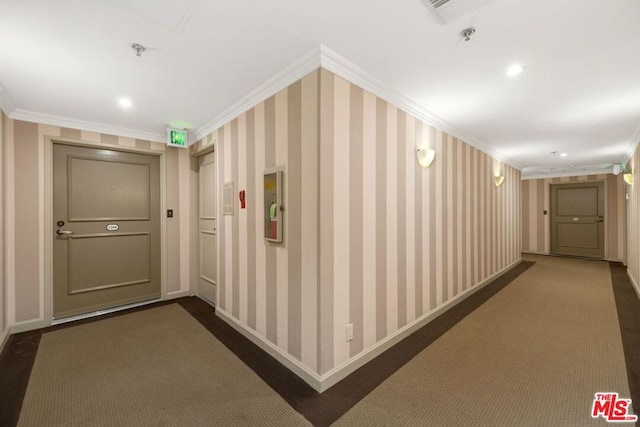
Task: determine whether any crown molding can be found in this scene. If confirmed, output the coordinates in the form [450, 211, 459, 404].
[0, 97, 12, 117]
[318, 45, 523, 170]
[522, 167, 613, 180]
[0, 83, 14, 117]
[624, 120, 640, 163]
[194, 46, 322, 141]
[9, 109, 165, 142]
[193, 44, 522, 170]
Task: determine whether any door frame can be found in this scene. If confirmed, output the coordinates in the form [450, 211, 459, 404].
[546, 179, 609, 258]
[190, 143, 218, 306]
[44, 136, 167, 326]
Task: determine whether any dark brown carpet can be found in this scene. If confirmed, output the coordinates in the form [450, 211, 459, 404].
[609, 262, 640, 427]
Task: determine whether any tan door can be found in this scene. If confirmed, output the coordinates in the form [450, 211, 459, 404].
[53, 143, 161, 319]
[550, 181, 604, 258]
[198, 152, 217, 304]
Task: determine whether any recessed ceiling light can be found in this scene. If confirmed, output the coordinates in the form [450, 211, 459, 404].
[559, 152, 568, 157]
[506, 64, 524, 77]
[118, 98, 133, 108]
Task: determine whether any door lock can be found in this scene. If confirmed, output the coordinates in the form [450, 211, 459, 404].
[56, 219, 73, 236]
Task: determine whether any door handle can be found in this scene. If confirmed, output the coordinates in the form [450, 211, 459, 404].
[56, 228, 74, 235]
[595, 219, 604, 223]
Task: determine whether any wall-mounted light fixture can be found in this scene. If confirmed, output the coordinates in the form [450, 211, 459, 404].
[624, 172, 634, 185]
[494, 175, 505, 187]
[416, 148, 436, 168]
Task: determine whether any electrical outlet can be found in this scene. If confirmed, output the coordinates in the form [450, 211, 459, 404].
[346, 323, 354, 342]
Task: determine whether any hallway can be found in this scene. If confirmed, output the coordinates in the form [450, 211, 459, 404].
[1, 255, 638, 426]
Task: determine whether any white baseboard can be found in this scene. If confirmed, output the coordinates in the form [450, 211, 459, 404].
[318, 258, 523, 392]
[217, 258, 523, 393]
[627, 270, 640, 301]
[0, 326, 10, 355]
[11, 319, 45, 334]
[166, 290, 190, 300]
[524, 251, 625, 264]
[216, 308, 323, 391]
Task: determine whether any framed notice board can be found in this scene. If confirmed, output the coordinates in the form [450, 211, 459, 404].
[222, 182, 234, 215]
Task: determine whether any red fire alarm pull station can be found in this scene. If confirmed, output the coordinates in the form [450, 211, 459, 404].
[239, 190, 246, 209]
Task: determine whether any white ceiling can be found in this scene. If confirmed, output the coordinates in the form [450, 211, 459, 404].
[1, 0, 639, 178]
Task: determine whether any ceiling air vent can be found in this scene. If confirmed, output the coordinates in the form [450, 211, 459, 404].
[421, 0, 491, 24]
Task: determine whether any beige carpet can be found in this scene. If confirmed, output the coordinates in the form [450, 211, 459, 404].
[334, 255, 633, 426]
[18, 304, 310, 427]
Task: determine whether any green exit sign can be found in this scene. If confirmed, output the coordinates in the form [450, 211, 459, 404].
[167, 127, 188, 148]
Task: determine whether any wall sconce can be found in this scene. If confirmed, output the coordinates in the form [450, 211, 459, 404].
[494, 175, 505, 187]
[624, 172, 634, 185]
[416, 148, 436, 168]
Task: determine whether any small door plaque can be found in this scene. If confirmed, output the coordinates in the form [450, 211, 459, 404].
[106, 224, 119, 231]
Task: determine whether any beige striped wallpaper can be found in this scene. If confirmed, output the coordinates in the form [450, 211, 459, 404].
[3, 119, 192, 326]
[626, 145, 640, 295]
[521, 174, 625, 261]
[195, 68, 522, 376]
[0, 111, 6, 338]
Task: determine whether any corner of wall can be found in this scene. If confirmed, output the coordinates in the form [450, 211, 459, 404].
[210, 68, 324, 379]
[625, 142, 640, 292]
[207, 65, 523, 391]
[0, 111, 5, 339]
